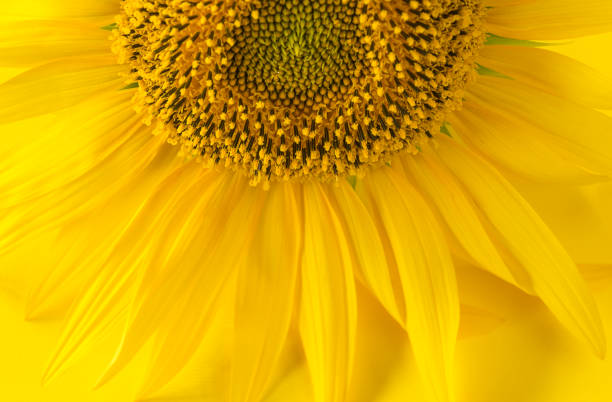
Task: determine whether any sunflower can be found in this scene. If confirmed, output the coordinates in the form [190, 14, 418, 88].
[1, 0, 612, 401]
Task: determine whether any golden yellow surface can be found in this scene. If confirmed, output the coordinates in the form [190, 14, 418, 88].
[1, 19, 612, 402]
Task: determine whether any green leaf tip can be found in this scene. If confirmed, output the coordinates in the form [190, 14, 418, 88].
[120, 82, 139, 90]
[485, 33, 551, 48]
[101, 22, 118, 31]
[440, 123, 452, 137]
[476, 64, 513, 80]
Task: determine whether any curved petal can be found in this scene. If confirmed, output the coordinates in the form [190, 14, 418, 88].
[0, 55, 123, 123]
[331, 180, 405, 325]
[449, 102, 608, 184]
[402, 151, 517, 286]
[467, 76, 612, 179]
[41, 164, 209, 385]
[93, 173, 252, 393]
[0, 19, 112, 67]
[2, 0, 119, 19]
[455, 286, 612, 402]
[0, 91, 139, 206]
[230, 183, 302, 402]
[364, 166, 459, 402]
[478, 46, 612, 110]
[436, 136, 606, 357]
[0, 291, 146, 402]
[509, 179, 612, 266]
[300, 182, 357, 402]
[0, 126, 168, 254]
[550, 32, 612, 80]
[485, 0, 612, 40]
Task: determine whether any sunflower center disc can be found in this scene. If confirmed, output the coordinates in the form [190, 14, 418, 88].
[115, 0, 485, 185]
[226, 0, 363, 111]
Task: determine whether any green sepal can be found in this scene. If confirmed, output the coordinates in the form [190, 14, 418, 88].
[440, 122, 459, 139]
[484, 33, 551, 48]
[120, 82, 139, 90]
[347, 176, 357, 189]
[101, 22, 118, 31]
[476, 64, 513, 80]
[440, 123, 452, 137]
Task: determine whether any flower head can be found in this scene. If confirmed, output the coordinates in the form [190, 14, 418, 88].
[1, 1, 612, 402]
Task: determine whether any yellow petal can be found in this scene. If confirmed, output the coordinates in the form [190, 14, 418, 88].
[230, 183, 302, 402]
[301, 182, 357, 402]
[579, 264, 612, 291]
[331, 180, 404, 325]
[449, 102, 608, 184]
[479, 46, 612, 110]
[0, 55, 123, 123]
[26, 200, 142, 320]
[0, 290, 147, 402]
[402, 151, 517, 286]
[0, 19, 111, 67]
[364, 166, 459, 402]
[94, 173, 247, 392]
[458, 304, 506, 339]
[436, 137, 607, 357]
[0, 127, 167, 254]
[41, 165, 207, 385]
[510, 178, 612, 266]
[456, 287, 612, 402]
[550, 32, 612, 79]
[485, 0, 612, 40]
[1, 91, 137, 206]
[468, 76, 612, 178]
[1, 0, 119, 19]
[348, 285, 416, 402]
